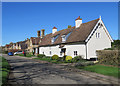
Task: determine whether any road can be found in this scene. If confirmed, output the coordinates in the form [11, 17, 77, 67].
[2, 54, 119, 85]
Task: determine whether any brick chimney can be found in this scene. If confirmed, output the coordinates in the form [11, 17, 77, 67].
[75, 16, 82, 28]
[52, 26, 57, 34]
[37, 30, 40, 37]
[41, 29, 45, 38]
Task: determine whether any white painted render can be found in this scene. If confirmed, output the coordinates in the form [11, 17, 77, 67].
[52, 29, 57, 34]
[86, 20, 112, 59]
[75, 20, 82, 28]
[39, 43, 86, 59]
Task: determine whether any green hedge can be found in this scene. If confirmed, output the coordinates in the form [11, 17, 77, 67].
[96, 50, 120, 66]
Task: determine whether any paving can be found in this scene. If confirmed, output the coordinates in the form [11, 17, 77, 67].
[2, 54, 119, 85]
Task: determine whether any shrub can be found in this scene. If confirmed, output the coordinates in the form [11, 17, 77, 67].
[65, 56, 72, 61]
[96, 50, 120, 66]
[73, 55, 84, 62]
[75, 61, 95, 67]
[37, 54, 46, 58]
[29, 52, 33, 55]
[104, 48, 113, 50]
[52, 55, 59, 60]
[4, 51, 8, 54]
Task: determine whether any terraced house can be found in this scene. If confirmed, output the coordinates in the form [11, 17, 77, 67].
[34, 16, 113, 60]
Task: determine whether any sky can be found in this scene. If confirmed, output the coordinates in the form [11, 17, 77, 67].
[2, 2, 118, 46]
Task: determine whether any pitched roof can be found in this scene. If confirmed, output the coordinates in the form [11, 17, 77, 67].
[39, 18, 99, 46]
[31, 37, 41, 45]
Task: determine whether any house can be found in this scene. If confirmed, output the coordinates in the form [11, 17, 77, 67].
[34, 16, 113, 59]
[25, 30, 43, 53]
[16, 41, 28, 50]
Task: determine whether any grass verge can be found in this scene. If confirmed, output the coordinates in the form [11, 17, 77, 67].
[76, 64, 120, 78]
[16, 54, 35, 57]
[34, 57, 58, 63]
[0, 56, 10, 85]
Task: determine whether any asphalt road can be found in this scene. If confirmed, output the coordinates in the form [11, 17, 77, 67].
[2, 54, 118, 85]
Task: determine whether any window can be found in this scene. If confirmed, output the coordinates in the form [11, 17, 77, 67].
[50, 51, 51, 55]
[61, 35, 66, 43]
[61, 32, 72, 43]
[74, 51, 78, 56]
[51, 34, 60, 44]
[96, 33, 100, 38]
[60, 51, 62, 56]
[98, 33, 100, 38]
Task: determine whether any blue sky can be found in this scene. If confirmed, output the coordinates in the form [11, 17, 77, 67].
[2, 2, 118, 46]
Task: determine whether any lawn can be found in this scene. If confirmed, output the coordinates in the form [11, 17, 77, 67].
[34, 57, 58, 63]
[77, 64, 120, 78]
[16, 54, 35, 57]
[0, 56, 10, 85]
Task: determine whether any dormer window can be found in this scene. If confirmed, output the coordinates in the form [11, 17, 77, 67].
[51, 34, 60, 44]
[61, 35, 66, 43]
[61, 32, 72, 43]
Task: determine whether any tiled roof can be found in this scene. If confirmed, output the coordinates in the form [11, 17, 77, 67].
[39, 18, 99, 46]
[31, 37, 41, 45]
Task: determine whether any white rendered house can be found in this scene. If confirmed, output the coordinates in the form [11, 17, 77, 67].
[34, 16, 113, 59]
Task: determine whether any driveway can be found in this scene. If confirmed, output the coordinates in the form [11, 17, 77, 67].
[2, 54, 119, 85]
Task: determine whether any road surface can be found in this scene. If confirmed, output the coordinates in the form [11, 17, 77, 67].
[2, 54, 119, 85]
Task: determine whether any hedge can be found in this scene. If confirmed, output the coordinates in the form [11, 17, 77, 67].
[96, 50, 120, 66]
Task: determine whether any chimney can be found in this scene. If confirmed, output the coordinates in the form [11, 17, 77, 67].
[52, 26, 57, 34]
[41, 29, 45, 38]
[37, 30, 40, 37]
[75, 16, 82, 28]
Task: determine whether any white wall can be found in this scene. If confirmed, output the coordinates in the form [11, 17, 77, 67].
[87, 20, 112, 59]
[52, 29, 57, 34]
[39, 45, 60, 57]
[64, 44, 86, 58]
[75, 20, 82, 28]
[39, 43, 86, 59]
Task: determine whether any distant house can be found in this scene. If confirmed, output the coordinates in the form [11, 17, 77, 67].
[26, 37, 41, 52]
[34, 16, 113, 59]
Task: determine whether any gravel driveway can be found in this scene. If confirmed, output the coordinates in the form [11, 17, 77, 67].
[2, 54, 119, 85]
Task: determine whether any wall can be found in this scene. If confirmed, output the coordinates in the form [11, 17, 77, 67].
[87, 20, 112, 59]
[39, 43, 86, 59]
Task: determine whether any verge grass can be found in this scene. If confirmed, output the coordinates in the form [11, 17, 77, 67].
[77, 64, 120, 78]
[0, 56, 10, 85]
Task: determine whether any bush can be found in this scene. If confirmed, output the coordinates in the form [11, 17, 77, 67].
[37, 54, 46, 58]
[3, 51, 8, 54]
[104, 48, 113, 50]
[52, 55, 59, 60]
[65, 56, 72, 61]
[73, 55, 84, 62]
[96, 50, 120, 66]
[29, 52, 33, 55]
[75, 61, 95, 67]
